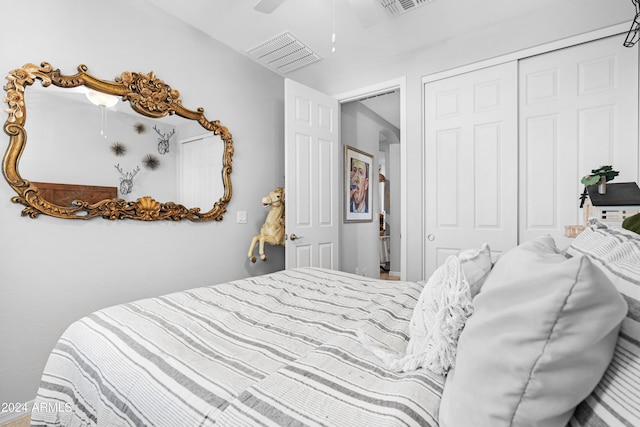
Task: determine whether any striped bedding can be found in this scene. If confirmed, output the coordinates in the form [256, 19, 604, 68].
[566, 221, 640, 427]
[31, 267, 443, 427]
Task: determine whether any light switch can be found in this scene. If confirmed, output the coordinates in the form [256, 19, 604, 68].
[237, 211, 247, 224]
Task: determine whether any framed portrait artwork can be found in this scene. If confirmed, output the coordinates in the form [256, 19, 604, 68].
[344, 145, 374, 222]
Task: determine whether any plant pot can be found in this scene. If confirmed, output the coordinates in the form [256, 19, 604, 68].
[598, 176, 607, 194]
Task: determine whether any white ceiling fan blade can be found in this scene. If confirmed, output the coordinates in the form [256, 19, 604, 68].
[347, 0, 383, 28]
[253, 0, 286, 14]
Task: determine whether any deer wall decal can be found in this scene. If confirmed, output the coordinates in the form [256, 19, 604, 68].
[114, 164, 141, 195]
[153, 125, 175, 155]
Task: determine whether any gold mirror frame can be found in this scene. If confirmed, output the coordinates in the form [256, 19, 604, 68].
[2, 62, 234, 221]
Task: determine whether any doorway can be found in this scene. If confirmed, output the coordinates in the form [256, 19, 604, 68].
[337, 78, 405, 281]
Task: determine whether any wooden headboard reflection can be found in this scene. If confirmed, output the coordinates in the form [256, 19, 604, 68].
[31, 182, 117, 206]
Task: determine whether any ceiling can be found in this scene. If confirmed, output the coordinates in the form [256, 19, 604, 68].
[144, 0, 633, 130]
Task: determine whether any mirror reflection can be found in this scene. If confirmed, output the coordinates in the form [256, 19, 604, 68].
[22, 84, 224, 207]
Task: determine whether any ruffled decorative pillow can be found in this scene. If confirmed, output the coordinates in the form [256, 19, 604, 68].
[360, 254, 474, 375]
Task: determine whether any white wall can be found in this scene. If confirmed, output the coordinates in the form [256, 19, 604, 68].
[291, 2, 631, 281]
[0, 0, 286, 405]
[378, 135, 401, 276]
[388, 143, 401, 275]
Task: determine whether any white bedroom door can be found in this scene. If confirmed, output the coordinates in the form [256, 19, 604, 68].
[424, 62, 519, 278]
[284, 78, 340, 270]
[519, 35, 639, 248]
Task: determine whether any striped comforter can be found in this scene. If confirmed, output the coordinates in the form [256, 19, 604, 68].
[566, 222, 640, 426]
[31, 267, 443, 426]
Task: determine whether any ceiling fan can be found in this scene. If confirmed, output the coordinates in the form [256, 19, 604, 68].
[252, 0, 435, 28]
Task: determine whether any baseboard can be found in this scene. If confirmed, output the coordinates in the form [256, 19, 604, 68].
[0, 400, 33, 424]
[389, 271, 400, 277]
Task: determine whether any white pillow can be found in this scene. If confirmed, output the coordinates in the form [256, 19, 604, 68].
[360, 255, 473, 375]
[458, 243, 492, 298]
[404, 255, 474, 374]
[439, 236, 628, 427]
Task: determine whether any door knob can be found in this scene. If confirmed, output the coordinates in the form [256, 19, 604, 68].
[289, 233, 303, 241]
[427, 234, 436, 241]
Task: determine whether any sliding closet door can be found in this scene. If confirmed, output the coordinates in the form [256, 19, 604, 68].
[519, 35, 638, 248]
[424, 62, 518, 278]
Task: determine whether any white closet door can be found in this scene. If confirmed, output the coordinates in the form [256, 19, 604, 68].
[519, 35, 638, 248]
[178, 134, 223, 208]
[424, 62, 518, 278]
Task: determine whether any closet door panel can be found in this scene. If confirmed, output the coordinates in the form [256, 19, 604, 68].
[424, 62, 518, 278]
[474, 122, 501, 228]
[435, 128, 461, 227]
[524, 114, 558, 229]
[519, 35, 638, 247]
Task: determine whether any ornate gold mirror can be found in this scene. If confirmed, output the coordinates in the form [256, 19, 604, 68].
[3, 62, 233, 221]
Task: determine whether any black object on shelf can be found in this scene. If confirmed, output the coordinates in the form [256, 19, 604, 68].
[587, 182, 640, 206]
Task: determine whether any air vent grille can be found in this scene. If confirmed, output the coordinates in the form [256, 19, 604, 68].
[245, 31, 322, 74]
[377, 0, 435, 18]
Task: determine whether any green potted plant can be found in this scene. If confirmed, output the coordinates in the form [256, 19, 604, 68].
[581, 165, 619, 194]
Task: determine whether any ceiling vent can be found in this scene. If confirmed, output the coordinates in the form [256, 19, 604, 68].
[376, 0, 436, 18]
[245, 31, 322, 74]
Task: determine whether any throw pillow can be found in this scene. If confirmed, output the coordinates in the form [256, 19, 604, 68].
[359, 255, 473, 375]
[458, 243, 492, 298]
[622, 212, 640, 234]
[439, 235, 628, 427]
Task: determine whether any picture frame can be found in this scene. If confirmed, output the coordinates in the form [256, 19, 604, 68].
[344, 145, 374, 223]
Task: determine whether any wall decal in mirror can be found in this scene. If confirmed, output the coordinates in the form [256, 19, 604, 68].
[115, 164, 140, 195]
[153, 125, 175, 155]
[2, 62, 234, 221]
[110, 141, 127, 156]
[142, 154, 160, 171]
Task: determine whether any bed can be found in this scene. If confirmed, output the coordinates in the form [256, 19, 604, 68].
[30, 268, 443, 426]
[31, 220, 640, 427]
